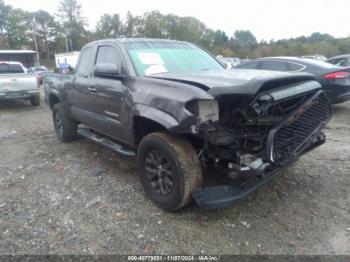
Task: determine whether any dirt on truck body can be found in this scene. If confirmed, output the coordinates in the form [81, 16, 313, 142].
[44, 38, 332, 211]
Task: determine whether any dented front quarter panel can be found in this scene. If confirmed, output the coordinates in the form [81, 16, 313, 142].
[127, 76, 214, 136]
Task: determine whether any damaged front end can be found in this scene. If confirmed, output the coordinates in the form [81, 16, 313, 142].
[189, 80, 332, 209]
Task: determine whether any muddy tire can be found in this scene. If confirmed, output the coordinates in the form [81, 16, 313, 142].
[137, 132, 203, 211]
[52, 103, 77, 142]
[30, 95, 40, 106]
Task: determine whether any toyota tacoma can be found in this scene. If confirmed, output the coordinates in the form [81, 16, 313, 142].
[44, 38, 332, 211]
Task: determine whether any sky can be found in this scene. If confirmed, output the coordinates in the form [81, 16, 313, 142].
[5, 0, 350, 41]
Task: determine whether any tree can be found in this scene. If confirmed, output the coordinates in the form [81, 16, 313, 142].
[138, 11, 166, 38]
[31, 10, 58, 58]
[5, 8, 29, 49]
[96, 14, 122, 38]
[0, 0, 8, 28]
[0, 0, 11, 47]
[213, 30, 229, 46]
[56, 0, 87, 51]
[123, 11, 136, 37]
[231, 30, 257, 48]
[309, 32, 333, 43]
[230, 30, 258, 58]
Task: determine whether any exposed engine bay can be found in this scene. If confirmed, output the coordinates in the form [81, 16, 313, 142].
[194, 80, 332, 180]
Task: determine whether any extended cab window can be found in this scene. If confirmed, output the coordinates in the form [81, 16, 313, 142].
[76, 47, 94, 77]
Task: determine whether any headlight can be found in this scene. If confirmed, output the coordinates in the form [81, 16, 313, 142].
[252, 94, 274, 117]
[186, 99, 219, 123]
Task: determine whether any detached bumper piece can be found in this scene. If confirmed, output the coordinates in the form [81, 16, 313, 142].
[193, 132, 324, 210]
[193, 164, 292, 210]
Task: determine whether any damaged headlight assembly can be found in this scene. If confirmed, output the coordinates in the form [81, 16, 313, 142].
[251, 94, 274, 117]
[186, 99, 219, 128]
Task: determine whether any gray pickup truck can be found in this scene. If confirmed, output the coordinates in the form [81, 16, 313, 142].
[0, 61, 40, 106]
[44, 38, 332, 211]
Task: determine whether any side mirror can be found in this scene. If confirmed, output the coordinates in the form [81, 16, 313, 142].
[94, 63, 121, 79]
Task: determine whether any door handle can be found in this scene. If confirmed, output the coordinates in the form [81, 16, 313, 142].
[87, 87, 97, 92]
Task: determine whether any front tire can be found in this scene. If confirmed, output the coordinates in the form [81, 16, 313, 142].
[137, 132, 203, 211]
[52, 103, 77, 142]
[30, 95, 40, 106]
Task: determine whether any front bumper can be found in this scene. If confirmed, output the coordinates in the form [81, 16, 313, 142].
[193, 163, 294, 210]
[0, 90, 40, 100]
[193, 131, 326, 209]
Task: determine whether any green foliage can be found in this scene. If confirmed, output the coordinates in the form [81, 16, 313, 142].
[96, 14, 122, 38]
[56, 0, 87, 51]
[230, 30, 258, 58]
[0, 0, 10, 35]
[123, 11, 137, 37]
[30, 10, 58, 58]
[5, 8, 29, 49]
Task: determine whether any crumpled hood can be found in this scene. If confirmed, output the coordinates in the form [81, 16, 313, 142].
[150, 69, 315, 97]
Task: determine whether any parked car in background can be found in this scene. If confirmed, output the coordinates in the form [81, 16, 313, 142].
[27, 66, 49, 85]
[301, 55, 328, 61]
[217, 56, 241, 68]
[0, 61, 40, 106]
[326, 54, 350, 67]
[234, 57, 350, 104]
[45, 38, 332, 211]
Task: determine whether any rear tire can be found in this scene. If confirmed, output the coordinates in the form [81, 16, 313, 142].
[52, 103, 77, 142]
[137, 132, 203, 211]
[30, 95, 40, 106]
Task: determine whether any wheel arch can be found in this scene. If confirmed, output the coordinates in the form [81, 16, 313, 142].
[131, 104, 179, 146]
[48, 93, 61, 110]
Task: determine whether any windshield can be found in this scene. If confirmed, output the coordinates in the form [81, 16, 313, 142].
[126, 41, 223, 76]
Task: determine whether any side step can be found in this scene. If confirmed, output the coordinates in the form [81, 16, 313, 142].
[78, 129, 136, 157]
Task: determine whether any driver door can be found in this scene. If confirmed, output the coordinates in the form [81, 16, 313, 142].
[87, 45, 129, 142]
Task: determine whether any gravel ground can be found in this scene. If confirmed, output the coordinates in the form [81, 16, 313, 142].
[0, 93, 349, 255]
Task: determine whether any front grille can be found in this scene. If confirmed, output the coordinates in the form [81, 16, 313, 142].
[268, 91, 331, 164]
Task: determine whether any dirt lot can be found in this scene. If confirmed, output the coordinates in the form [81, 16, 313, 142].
[0, 93, 349, 255]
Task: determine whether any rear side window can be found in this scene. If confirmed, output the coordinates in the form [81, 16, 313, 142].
[328, 58, 344, 66]
[236, 62, 258, 69]
[343, 59, 350, 67]
[260, 61, 289, 71]
[10, 64, 25, 73]
[96, 46, 123, 69]
[76, 47, 94, 77]
[331, 58, 350, 67]
[0, 63, 24, 74]
[287, 62, 304, 71]
[327, 59, 338, 65]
